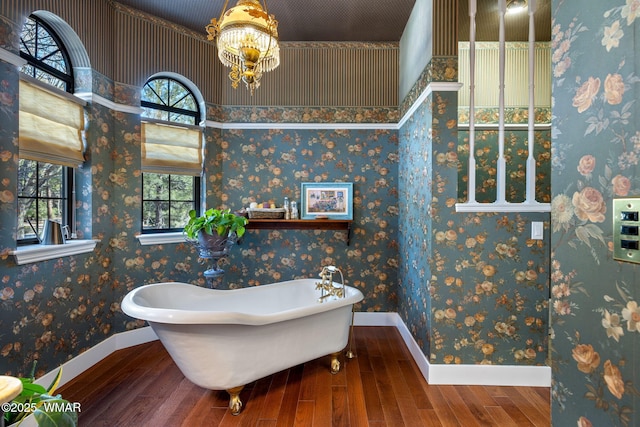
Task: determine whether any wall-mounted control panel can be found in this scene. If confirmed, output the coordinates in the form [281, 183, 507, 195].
[613, 198, 640, 264]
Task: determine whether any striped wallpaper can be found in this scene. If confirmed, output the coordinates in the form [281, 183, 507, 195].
[220, 43, 399, 107]
[433, 0, 458, 56]
[458, 42, 551, 108]
[1, 0, 399, 108]
[1, 0, 113, 73]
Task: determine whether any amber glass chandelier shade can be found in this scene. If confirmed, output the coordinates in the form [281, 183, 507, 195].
[206, 0, 280, 94]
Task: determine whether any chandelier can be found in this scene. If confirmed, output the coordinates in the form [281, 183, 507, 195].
[206, 0, 280, 95]
[506, 0, 528, 14]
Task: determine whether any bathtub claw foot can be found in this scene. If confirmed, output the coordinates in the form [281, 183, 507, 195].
[330, 352, 341, 374]
[227, 386, 244, 415]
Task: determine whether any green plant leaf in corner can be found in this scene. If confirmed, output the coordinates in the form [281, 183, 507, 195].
[33, 395, 78, 427]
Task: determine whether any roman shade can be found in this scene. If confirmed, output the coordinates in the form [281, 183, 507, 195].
[19, 79, 85, 167]
[141, 121, 203, 176]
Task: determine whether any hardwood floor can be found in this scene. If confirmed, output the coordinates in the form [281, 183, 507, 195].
[57, 327, 550, 426]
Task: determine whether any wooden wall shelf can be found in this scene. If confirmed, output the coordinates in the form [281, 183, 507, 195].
[245, 219, 353, 245]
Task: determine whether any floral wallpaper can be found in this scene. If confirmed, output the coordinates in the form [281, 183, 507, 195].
[10, 3, 639, 425]
[208, 128, 399, 310]
[0, 11, 399, 375]
[398, 77, 550, 366]
[457, 107, 552, 204]
[398, 91, 433, 355]
[551, 1, 640, 426]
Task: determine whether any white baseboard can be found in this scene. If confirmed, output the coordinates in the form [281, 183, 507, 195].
[356, 312, 551, 387]
[37, 311, 550, 389]
[35, 327, 158, 389]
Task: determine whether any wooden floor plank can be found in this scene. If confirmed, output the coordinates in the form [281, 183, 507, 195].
[332, 385, 349, 427]
[380, 336, 425, 426]
[439, 385, 487, 427]
[257, 369, 289, 421]
[484, 405, 520, 427]
[313, 358, 333, 427]
[275, 363, 303, 427]
[501, 386, 550, 427]
[491, 396, 536, 426]
[398, 359, 433, 409]
[298, 358, 319, 401]
[419, 408, 445, 427]
[424, 385, 462, 427]
[456, 385, 499, 426]
[361, 372, 385, 422]
[56, 327, 550, 427]
[344, 354, 369, 427]
[370, 355, 405, 425]
[293, 400, 315, 427]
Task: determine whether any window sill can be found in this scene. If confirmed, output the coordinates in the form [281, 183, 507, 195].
[10, 240, 99, 265]
[136, 232, 186, 246]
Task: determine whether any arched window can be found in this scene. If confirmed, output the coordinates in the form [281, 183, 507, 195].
[140, 77, 203, 232]
[19, 15, 73, 92]
[142, 77, 200, 125]
[17, 15, 80, 244]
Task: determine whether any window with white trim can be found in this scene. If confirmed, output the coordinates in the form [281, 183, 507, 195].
[17, 15, 82, 244]
[140, 77, 203, 233]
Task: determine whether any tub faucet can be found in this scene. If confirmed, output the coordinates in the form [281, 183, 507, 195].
[316, 265, 345, 302]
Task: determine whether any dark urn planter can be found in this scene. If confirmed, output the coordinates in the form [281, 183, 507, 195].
[196, 228, 233, 258]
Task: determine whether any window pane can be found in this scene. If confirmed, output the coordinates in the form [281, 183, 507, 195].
[143, 201, 168, 229]
[173, 96, 197, 111]
[141, 78, 199, 125]
[44, 199, 64, 223]
[36, 203, 48, 229]
[18, 160, 67, 242]
[167, 112, 195, 125]
[20, 17, 69, 78]
[35, 69, 66, 90]
[141, 106, 168, 122]
[170, 202, 193, 228]
[38, 163, 63, 198]
[143, 173, 169, 199]
[168, 81, 187, 106]
[170, 175, 194, 201]
[142, 173, 196, 231]
[19, 19, 36, 55]
[142, 80, 167, 105]
[17, 199, 37, 238]
[18, 159, 37, 197]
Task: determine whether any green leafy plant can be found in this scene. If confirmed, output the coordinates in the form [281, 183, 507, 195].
[5, 364, 78, 427]
[183, 208, 248, 239]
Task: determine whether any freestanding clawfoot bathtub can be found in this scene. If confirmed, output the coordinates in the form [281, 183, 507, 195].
[121, 276, 363, 415]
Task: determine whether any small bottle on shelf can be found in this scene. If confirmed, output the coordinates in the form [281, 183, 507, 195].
[284, 197, 290, 219]
[290, 201, 298, 219]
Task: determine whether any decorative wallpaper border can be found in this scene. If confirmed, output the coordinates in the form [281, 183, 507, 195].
[459, 41, 552, 50]
[458, 107, 552, 125]
[399, 56, 458, 118]
[109, 0, 205, 41]
[207, 104, 400, 124]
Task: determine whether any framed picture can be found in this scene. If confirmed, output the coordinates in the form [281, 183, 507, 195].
[300, 182, 353, 220]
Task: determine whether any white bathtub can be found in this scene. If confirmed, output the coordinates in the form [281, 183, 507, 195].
[121, 278, 363, 414]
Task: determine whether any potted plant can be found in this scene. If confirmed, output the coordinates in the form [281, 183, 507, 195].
[183, 208, 248, 255]
[5, 366, 78, 427]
